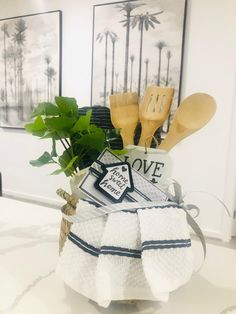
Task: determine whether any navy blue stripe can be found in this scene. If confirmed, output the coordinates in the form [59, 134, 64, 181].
[142, 243, 191, 251]
[68, 232, 99, 257]
[142, 239, 191, 246]
[100, 245, 141, 258]
[101, 245, 140, 254]
[100, 250, 141, 258]
[68, 233, 191, 259]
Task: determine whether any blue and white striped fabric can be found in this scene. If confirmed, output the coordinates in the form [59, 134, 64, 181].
[56, 200, 193, 307]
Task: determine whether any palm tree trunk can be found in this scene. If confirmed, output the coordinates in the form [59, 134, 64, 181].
[165, 57, 170, 86]
[19, 48, 24, 121]
[115, 73, 118, 93]
[145, 62, 149, 88]
[157, 48, 162, 85]
[47, 64, 50, 102]
[123, 12, 131, 93]
[130, 60, 134, 92]
[103, 34, 108, 106]
[14, 53, 17, 107]
[137, 23, 144, 97]
[111, 41, 115, 94]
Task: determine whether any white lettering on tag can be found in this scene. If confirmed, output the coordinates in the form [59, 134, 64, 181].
[95, 162, 134, 202]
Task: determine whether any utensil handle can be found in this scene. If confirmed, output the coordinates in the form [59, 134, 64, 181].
[158, 136, 179, 151]
[138, 121, 161, 147]
[120, 127, 136, 147]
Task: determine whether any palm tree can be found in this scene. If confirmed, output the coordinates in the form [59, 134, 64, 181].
[129, 54, 135, 92]
[144, 58, 149, 88]
[96, 29, 117, 106]
[155, 40, 166, 85]
[1, 23, 10, 121]
[45, 66, 57, 101]
[117, 2, 144, 93]
[131, 11, 163, 96]
[7, 44, 18, 107]
[165, 50, 172, 86]
[44, 56, 51, 101]
[12, 18, 27, 120]
[115, 72, 119, 93]
[110, 33, 118, 95]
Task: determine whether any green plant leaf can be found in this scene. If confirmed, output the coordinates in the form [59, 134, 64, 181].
[72, 110, 92, 132]
[111, 149, 128, 155]
[41, 130, 70, 139]
[25, 116, 47, 137]
[55, 96, 79, 116]
[31, 102, 59, 118]
[50, 155, 78, 175]
[57, 150, 77, 176]
[29, 152, 54, 167]
[44, 116, 76, 131]
[76, 130, 105, 151]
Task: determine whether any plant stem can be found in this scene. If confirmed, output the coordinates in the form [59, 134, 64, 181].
[58, 135, 78, 173]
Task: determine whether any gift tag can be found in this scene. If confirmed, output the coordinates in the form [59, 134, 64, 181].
[94, 162, 134, 203]
[123, 145, 172, 188]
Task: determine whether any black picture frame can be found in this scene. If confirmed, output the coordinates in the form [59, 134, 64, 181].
[91, 0, 187, 132]
[0, 10, 62, 129]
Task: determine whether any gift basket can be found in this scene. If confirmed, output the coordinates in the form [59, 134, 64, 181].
[25, 87, 216, 307]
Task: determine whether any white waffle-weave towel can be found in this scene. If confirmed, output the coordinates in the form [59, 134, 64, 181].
[56, 200, 105, 302]
[95, 210, 155, 307]
[56, 202, 194, 307]
[138, 204, 194, 297]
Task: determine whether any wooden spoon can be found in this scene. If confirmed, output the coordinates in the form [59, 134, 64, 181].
[138, 86, 174, 147]
[110, 92, 139, 147]
[159, 93, 216, 151]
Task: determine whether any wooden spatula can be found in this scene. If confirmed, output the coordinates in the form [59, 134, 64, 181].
[110, 92, 139, 147]
[159, 93, 216, 151]
[138, 86, 174, 147]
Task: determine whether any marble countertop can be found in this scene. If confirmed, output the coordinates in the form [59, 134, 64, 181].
[0, 196, 236, 314]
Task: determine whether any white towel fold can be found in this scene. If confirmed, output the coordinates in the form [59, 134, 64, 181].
[57, 202, 194, 307]
[95, 210, 155, 307]
[56, 200, 106, 302]
[138, 204, 194, 298]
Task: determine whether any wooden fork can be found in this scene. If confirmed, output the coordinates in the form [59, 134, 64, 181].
[110, 92, 139, 147]
[138, 86, 174, 147]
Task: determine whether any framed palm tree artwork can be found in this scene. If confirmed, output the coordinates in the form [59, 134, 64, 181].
[91, 0, 187, 133]
[0, 10, 62, 128]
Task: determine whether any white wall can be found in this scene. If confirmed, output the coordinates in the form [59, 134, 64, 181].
[0, 0, 235, 238]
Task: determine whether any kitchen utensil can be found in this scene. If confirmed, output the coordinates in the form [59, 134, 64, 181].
[159, 93, 216, 151]
[110, 92, 139, 147]
[138, 86, 174, 147]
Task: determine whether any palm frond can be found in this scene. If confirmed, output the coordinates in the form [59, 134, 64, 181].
[148, 20, 155, 29]
[153, 10, 164, 16]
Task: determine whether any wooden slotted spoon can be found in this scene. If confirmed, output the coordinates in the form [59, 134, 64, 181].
[138, 86, 174, 147]
[110, 92, 139, 147]
[159, 93, 216, 151]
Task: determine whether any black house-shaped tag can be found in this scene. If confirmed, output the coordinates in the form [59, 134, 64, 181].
[94, 162, 134, 203]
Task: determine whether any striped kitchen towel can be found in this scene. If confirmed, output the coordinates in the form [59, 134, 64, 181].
[56, 201, 194, 307]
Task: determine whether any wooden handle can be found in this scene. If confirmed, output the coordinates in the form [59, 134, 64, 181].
[110, 92, 139, 147]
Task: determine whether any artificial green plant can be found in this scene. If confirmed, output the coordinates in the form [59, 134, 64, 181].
[25, 96, 121, 177]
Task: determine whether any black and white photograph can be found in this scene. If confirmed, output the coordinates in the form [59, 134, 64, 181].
[0, 10, 62, 128]
[91, 0, 187, 125]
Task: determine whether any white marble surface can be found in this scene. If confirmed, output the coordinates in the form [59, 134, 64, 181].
[0, 196, 236, 314]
